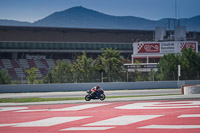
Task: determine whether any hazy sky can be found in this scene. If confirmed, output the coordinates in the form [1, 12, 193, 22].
[0, 0, 200, 22]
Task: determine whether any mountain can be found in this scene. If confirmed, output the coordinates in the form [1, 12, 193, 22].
[0, 6, 200, 31]
[33, 6, 155, 30]
[0, 19, 31, 26]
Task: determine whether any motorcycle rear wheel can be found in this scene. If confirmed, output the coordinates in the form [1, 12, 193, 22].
[85, 95, 91, 101]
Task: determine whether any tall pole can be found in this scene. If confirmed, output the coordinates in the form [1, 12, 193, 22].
[152, 70, 154, 82]
[21, 75, 23, 84]
[175, 0, 177, 20]
[127, 70, 129, 82]
[101, 72, 103, 83]
[175, 0, 180, 26]
[178, 65, 181, 81]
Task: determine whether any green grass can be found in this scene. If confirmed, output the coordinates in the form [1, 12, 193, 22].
[0, 97, 84, 103]
[0, 94, 181, 103]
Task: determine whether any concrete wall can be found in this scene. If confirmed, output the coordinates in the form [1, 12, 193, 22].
[0, 80, 200, 93]
[184, 85, 200, 95]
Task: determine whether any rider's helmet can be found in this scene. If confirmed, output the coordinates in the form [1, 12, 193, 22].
[96, 85, 100, 90]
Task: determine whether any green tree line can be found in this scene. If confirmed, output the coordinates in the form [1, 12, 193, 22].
[43, 48, 124, 83]
[156, 48, 200, 80]
[1, 48, 200, 84]
[43, 48, 200, 83]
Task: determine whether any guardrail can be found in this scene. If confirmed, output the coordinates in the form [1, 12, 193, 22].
[0, 80, 200, 93]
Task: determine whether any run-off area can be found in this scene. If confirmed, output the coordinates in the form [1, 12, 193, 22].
[0, 100, 200, 133]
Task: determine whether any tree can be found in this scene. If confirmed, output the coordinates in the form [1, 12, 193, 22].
[72, 52, 94, 82]
[93, 57, 105, 82]
[44, 60, 73, 83]
[156, 53, 180, 80]
[0, 69, 11, 84]
[97, 48, 123, 82]
[180, 48, 200, 80]
[156, 48, 200, 81]
[148, 69, 156, 81]
[133, 60, 148, 81]
[25, 67, 39, 84]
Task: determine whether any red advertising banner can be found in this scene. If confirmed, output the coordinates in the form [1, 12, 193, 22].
[138, 43, 160, 53]
[180, 42, 197, 52]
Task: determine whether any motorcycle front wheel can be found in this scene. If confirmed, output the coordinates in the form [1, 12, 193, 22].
[100, 94, 106, 101]
[85, 95, 91, 101]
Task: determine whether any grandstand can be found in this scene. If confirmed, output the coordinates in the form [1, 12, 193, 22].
[0, 26, 200, 81]
[0, 58, 63, 79]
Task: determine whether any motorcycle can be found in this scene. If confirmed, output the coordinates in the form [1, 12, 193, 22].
[85, 90, 106, 101]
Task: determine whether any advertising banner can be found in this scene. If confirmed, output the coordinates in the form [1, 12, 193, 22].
[137, 43, 160, 53]
[180, 41, 197, 52]
[134, 41, 198, 55]
[160, 42, 177, 54]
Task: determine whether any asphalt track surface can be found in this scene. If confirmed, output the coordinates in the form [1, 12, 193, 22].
[0, 89, 180, 99]
[1, 99, 200, 133]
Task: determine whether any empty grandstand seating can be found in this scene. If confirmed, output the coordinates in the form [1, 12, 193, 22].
[46, 59, 56, 68]
[40, 59, 49, 68]
[0, 59, 4, 68]
[39, 68, 47, 77]
[35, 59, 47, 68]
[7, 68, 17, 78]
[0, 59, 72, 80]
[11, 59, 20, 68]
[19, 59, 29, 69]
[15, 68, 25, 78]
[27, 59, 37, 68]
[2, 59, 12, 68]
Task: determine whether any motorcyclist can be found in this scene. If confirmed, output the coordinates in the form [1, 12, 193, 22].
[90, 85, 104, 97]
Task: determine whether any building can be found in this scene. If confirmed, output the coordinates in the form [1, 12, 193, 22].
[127, 41, 198, 72]
[125, 26, 200, 72]
[0, 26, 154, 80]
[0, 25, 200, 80]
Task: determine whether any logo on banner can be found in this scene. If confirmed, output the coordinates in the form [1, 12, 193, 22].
[180, 42, 196, 52]
[138, 43, 160, 53]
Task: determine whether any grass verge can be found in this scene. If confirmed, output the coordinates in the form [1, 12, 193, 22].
[0, 94, 181, 103]
[0, 97, 84, 103]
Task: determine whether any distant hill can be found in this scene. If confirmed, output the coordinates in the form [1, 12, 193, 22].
[0, 19, 31, 26]
[0, 6, 200, 31]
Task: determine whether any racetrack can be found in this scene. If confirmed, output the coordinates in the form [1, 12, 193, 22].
[0, 89, 181, 99]
[0, 99, 200, 133]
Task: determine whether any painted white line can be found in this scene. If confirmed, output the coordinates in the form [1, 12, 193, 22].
[84, 115, 162, 126]
[16, 103, 111, 112]
[178, 114, 200, 118]
[51, 103, 111, 111]
[115, 102, 160, 109]
[0, 107, 28, 112]
[14, 117, 91, 127]
[0, 123, 18, 127]
[0, 116, 91, 127]
[115, 101, 200, 109]
[61, 127, 114, 131]
[16, 109, 49, 112]
[139, 125, 200, 129]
